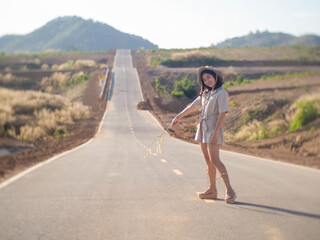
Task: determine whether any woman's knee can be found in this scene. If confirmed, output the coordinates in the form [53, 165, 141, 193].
[210, 156, 222, 166]
[200, 143, 209, 157]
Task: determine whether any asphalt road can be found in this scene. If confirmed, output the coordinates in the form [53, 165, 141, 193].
[0, 49, 319, 240]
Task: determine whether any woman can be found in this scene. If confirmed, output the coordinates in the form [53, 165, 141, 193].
[170, 66, 236, 203]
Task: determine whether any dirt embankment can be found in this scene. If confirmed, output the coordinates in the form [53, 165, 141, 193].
[132, 50, 320, 169]
[0, 51, 115, 182]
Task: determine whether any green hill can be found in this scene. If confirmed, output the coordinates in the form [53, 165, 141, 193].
[0, 16, 158, 53]
[212, 30, 320, 48]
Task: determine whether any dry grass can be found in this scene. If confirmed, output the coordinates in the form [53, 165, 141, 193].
[41, 71, 89, 93]
[151, 46, 320, 63]
[19, 125, 47, 141]
[99, 63, 108, 69]
[75, 59, 97, 68]
[267, 119, 288, 134]
[41, 63, 49, 70]
[41, 72, 70, 93]
[0, 72, 30, 86]
[0, 87, 91, 141]
[51, 59, 97, 70]
[0, 104, 15, 127]
[226, 120, 265, 142]
[226, 92, 320, 142]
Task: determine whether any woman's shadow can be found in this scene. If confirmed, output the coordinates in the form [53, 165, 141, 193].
[213, 199, 320, 220]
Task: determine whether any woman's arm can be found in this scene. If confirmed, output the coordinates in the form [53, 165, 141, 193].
[170, 104, 198, 127]
[210, 112, 227, 144]
[171, 96, 201, 127]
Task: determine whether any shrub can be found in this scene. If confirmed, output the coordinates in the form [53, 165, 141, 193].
[289, 100, 319, 132]
[154, 79, 169, 94]
[68, 71, 89, 87]
[151, 56, 161, 67]
[230, 101, 238, 107]
[171, 75, 196, 98]
[171, 90, 184, 98]
[178, 75, 197, 98]
[224, 74, 252, 89]
[54, 128, 67, 139]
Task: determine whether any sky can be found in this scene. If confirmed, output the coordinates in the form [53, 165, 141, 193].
[1, 0, 320, 49]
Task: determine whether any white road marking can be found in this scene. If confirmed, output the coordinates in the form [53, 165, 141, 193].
[172, 169, 183, 176]
[263, 225, 283, 240]
[160, 159, 167, 163]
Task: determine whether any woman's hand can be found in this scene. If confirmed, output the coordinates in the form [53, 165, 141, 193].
[170, 116, 180, 128]
[210, 132, 218, 145]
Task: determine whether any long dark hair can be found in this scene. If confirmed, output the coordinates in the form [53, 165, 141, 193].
[199, 70, 223, 96]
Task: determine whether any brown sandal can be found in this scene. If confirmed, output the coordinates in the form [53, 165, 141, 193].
[225, 189, 236, 203]
[198, 170, 217, 199]
[198, 189, 218, 199]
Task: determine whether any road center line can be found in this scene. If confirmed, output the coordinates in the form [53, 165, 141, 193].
[172, 169, 183, 176]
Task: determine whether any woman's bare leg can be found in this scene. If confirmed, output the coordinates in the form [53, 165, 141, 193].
[199, 143, 217, 198]
[200, 143, 215, 172]
[207, 143, 233, 194]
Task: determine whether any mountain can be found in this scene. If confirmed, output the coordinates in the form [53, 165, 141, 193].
[211, 30, 320, 48]
[0, 16, 158, 53]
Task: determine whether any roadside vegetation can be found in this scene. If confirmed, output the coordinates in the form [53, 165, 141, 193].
[225, 91, 320, 142]
[40, 71, 89, 93]
[224, 74, 252, 89]
[259, 71, 318, 81]
[51, 59, 97, 70]
[140, 46, 320, 67]
[288, 95, 320, 132]
[0, 87, 91, 141]
[0, 54, 106, 142]
[0, 50, 108, 60]
[0, 72, 34, 89]
[1, 58, 100, 72]
[154, 74, 197, 99]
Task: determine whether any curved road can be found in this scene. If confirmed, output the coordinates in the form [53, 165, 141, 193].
[0, 50, 319, 240]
